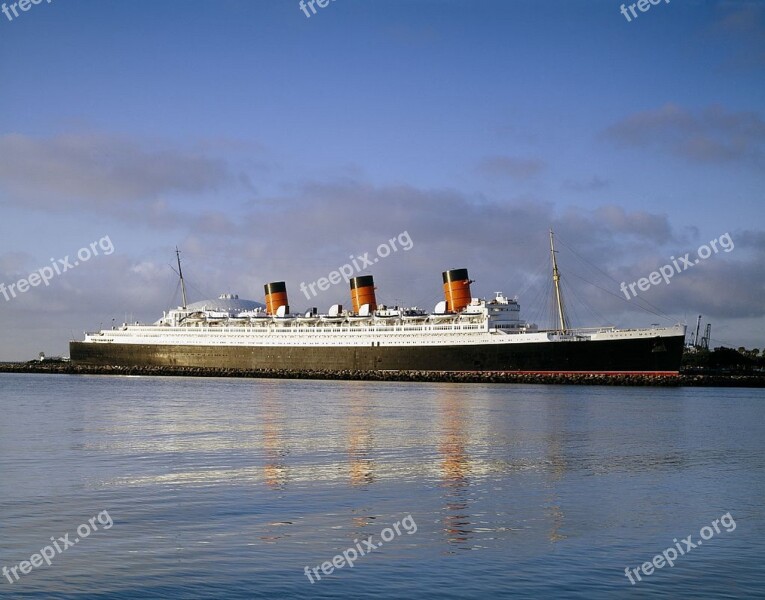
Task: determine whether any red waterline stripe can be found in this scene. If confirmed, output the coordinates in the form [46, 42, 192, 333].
[447, 370, 680, 376]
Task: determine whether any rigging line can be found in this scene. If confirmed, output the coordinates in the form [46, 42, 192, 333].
[542, 277, 554, 329]
[567, 281, 608, 323]
[527, 276, 548, 313]
[560, 275, 606, 327]
[554, 235, 624, 286]
[518, 274, 547, 324]
[565, 272, 673, 322]
[555, 235, 676, 322]
[178, 276, 212, 305]
[529, 274, 552, 327]
[559, 259, 675, 321]
[567, 271, 672, 322]
[168, 263, 217, 304]
[167, 277, 182, 309]
[523, 268, 548, 317]
[514, 253, 552, 299]
[562, 280, 582, 329]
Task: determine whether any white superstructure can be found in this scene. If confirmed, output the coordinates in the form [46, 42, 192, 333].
[81, 292, 685, 348]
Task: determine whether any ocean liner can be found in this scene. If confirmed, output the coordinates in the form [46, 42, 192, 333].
[70, 233, 686, 373]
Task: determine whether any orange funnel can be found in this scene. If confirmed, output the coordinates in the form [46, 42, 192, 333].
[350, 275, 377, 313]
[442, 269, 472, 312]
[264, 281, 289, 315]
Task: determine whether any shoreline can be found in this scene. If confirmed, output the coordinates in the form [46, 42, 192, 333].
[1, 362, 763, 386]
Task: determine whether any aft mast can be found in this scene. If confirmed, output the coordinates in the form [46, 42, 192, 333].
[549, 229, 568, 333]
[176, 246, 188, 309]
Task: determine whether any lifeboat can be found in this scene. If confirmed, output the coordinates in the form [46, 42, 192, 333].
[319, 304, 345, 323]
[402, 308, 429, 322]
[295, 308, 320, 325]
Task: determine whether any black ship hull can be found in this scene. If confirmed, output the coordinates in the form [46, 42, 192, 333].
[70, 334, 685, 373]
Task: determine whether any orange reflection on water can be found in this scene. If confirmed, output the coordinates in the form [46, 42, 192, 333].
[348, 397, 376, 487]
[262, 393, 289, 490]
[438, 389, 472, 547]
[543, 397, 568, 543]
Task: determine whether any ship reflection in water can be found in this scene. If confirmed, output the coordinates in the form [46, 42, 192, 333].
[434, 388, 573, 551]
[1, 375, 762, 598]
[262, 390, 289, 490]
[348, 394, 376, 487]
[98, 380, 585, 553]
[248, 382, 580, 553]
[542, 395, 568, 544]
[93, 379, 727, 560]
[438, 390, 473, 549]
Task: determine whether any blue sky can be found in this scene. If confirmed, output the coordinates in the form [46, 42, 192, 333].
[0, 0, 763, 359]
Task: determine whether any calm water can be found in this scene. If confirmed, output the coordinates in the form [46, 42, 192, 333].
[0, 374, 763, 599]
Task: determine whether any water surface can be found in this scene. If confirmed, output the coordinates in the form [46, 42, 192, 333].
[0, 374, 762, 598]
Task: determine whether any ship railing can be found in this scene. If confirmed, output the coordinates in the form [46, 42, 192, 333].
[579, 324, 681, 334]
[564, 326, 617, 334]
[557, 324, 682, 337]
